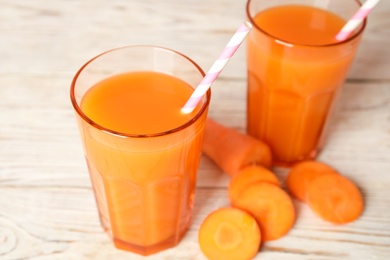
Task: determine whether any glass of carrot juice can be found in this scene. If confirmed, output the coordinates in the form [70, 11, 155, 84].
[246, 0, 366, 166]
[70, 46, 210, 255]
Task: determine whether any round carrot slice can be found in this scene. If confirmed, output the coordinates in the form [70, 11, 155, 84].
[198, 207, 261, 260]
[229, 165, 280, 204]
[287, 160, 339, 202]
[231, 182, 295, 241]
[307, 174, 364, 224]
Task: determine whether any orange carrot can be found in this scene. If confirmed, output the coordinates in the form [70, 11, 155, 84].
[307, 174, 364, 224]
[229, 165, 280, 203]
[231, 182, 295, 241]
[202, 118, 272, 177]
[198, 207, 261, 260]
[286, 160, 339, 202]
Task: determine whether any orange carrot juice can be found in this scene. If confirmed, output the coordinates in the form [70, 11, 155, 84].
[246, 3, 365, 165]
[81, 72, 199, 135]
[73, 67, 209, 255]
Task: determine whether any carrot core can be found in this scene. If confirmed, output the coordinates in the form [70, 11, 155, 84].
[214, 222, 243, 250]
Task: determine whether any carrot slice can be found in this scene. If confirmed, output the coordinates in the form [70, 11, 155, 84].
[231, 182, 295, 241]
[229, 165, 280, 203]
[198, 207, 261, 260]
[202, 118, 272, 177]
[307, 174, 364, 224]
[286, 160, 339, 202]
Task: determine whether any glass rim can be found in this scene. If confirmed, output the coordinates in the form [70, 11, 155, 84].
[246, 0, 367, 48]
[70, 45, 210, 139]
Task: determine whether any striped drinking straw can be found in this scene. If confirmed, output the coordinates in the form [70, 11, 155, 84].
[335, 0, 380, 41]
[181, 21, 252, 114]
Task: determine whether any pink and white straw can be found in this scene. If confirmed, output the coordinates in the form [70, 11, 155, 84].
[335, 0, 380, 41]
[181, 22, 252, 114]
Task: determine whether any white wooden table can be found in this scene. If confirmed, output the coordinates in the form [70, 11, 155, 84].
[1, 0, 390, 259]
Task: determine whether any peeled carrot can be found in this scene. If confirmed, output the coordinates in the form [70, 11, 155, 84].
[307, 174, 364, 224]
[286, 160, 339, 202]
[202, 118, 272, 177]
[228, 165, 280, 203]
[198, 207, 261, 260]
[231, 182, 295, 241]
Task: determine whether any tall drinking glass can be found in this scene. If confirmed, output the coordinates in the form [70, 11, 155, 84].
[246, 0, 366, 166]
[70, 46, 210, 255]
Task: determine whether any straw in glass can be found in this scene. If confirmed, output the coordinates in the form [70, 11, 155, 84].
[335, 0, 380, 41]
[181, 21, 252, 114]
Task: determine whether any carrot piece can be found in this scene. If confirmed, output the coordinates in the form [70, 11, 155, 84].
[231, 182, 295, 241]
[286, 160, 339, 202]
[198, 207, 261, 260]
[229, 165, 280, 203]
[307, 174, 364, 224]
[202, 118, 272, 177]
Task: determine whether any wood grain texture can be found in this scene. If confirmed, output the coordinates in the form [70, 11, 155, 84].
[1, 0, 390, 259]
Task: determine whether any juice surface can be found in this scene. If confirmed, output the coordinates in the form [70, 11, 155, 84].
[254, 5, 345, 45]
[247, 5, 361, 165]
[81, 71, 197, 135]
[78, 71, 206, 255]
